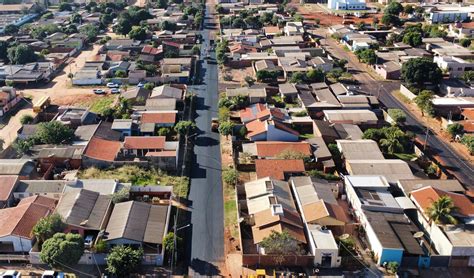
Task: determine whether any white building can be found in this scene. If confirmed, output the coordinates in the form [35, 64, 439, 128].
[434, 56, 474, 78]
[328, 0, 366, 11]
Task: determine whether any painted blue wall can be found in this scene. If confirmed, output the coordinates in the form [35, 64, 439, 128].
[379, 248, 403, 265]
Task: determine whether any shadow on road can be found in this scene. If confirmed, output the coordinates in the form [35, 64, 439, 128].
[190, 258, 221, 276]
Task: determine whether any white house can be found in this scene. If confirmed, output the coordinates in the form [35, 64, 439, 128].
[328, 0, 366, 10]
[434, 56, 474, 78]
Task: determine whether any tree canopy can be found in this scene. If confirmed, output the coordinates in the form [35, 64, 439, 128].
[402, 32, 422, 47]
[32, 214, 65, 245]
[260, 230, 302, 264]
[35, 121, 75, 144]
[401, 58, 442, 86]
[355, 49, 376, 65]
[414, 90, 435, 117]
[426, 196, 458, 225]
[40, 233, 84, 267]
[7, 44, 37, 64]
[106, 246, 143, 277]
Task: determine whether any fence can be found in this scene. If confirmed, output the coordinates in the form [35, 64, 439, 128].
[399, 84, 417, 100]
[242, 254, 315, 267]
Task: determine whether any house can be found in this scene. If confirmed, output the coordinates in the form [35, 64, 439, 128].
[55, 188, 113, 236]
[150, 85, 184, 100]
[72, 69, 102, 86]
[255, 159, 305, 180]
[328, 0, 366, 10]
[278, 57, 309, 80]
[345, 160, 416, 184]
[284, 22, 304, 36]
[104, 201, 171, 265]
[344, 175, 427, 266]
[374, 61, 401, 80]
[83, 136, 122, 167]
[36, 146, 83, 170]
[140, 111, 177, 128]
[56, 107, 97, 128]
[111, 119, 133, 138]
[239, 103, 288, 124]
[279, 83, 298, 101]
[144, 98, 177, 111]
[161, 58, 192, 83]
[241, 141, 312, 160]
[434, 56, 474, 78]
[140, 45, 163, 62]
[336, 140, 385, 161]
[313, 120, 364, 144]
[246, 119, 299, 141]
[409, 186, 474, 267]
[397, 179, 465, 196]
[123, 136, 166, 157]
[309, 57, 334, 73]
[105, 39, 140, 51]
[0, 87, 22, 117]
[120, 87, 150, 104]
[0, 196, 56, 253]
[0, 159, 37, 179]
[0, 175, 19, 208]
[226, 87, 267, 104]
[13, 180, 67, 200]
[323, 110, 378, 126]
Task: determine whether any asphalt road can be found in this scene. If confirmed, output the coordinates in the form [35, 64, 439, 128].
[186, 1, 225, 276]
[319, 31, 474, 187]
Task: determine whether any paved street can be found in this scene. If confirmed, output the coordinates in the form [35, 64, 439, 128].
[186, 0, 225, 276]
[319, 31, 474, 187]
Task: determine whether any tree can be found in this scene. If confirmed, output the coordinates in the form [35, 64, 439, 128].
[40, 233, 84, 267]
[20, 114, 34, 125]
[163, 232, 182, 254]
[114, 18, 132, 35]
[59, 2, 72, 12]
[260, 230, 301, 265]
[143, 82, 155, 90]
[4, 24, 19, 35]
[402, 32, 422, 47]
[160, 20, 177, 31]
[115, 70, 127, 78]
[111, 187, 130, 204]
[36, 121, 74, 144]
[7, 44, 37, 64]
[381, 13, 400, 26]
[222, 167, 239, 185]
[70, 13, 82, 24]
[402, 58, 442, 86]
[79, 24, 99, 41]
[306, 68, 324, 82]
[100, 13, 114, 26]
[191, 45, 200, 55]
[106, 246, 143, 277]
[461, 71, 474, 83]
[379, 127, 405, 154]
[355, 49, 376, 65]
[447, 123, 464, 139]
[13, 139, 33, 155]
[460, 38, 471, 48]
[244, 76, 256, 86]
[387, 108, 406, 125]
[289, 72, 306, 84]
[256, 70, 279, 82]
[385, 1, 403, 15]
[426, 196, 458, 225]
[461, 134, 474, 154]
[174, 120, 196, 135]
[404, 5, 414, 15]
[32, 214, 65, 245]
[128, 26, 148, 41]
[218, 121, 234, 138]
[414, 90, 435, 117]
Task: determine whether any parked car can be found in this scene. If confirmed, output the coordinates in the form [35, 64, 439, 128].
[110, 88, 120, 94]
[137, 82, 145, 88]
[41, 271, 64, 278]
[93, 89, 106, 95]
[84, 235, 94, 248]
[106, 82, 119, 88]
[1, 270, 21, 278]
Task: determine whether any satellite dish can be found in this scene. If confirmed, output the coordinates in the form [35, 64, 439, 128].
[413, 231, 424, 239]
[340, 233, 350, 240]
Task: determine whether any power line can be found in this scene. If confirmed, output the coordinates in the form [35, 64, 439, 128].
[51, 258, 97, 277]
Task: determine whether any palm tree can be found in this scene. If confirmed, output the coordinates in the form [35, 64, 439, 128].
[426, 195, 458, 225]
[379, 128, 405, 154]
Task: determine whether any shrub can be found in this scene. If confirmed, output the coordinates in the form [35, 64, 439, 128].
[20, 114, 34, 125]
[222, 168, 239, 185]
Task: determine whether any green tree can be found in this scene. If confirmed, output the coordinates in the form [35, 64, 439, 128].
[20, 114, 34, 125]
[70, 13, 82, 24]
[115, 70, 127, 78]
[114, 18, 132, 35]
[414, 90, 435, 117]
[40, 233, 84, 267]
[157, 127, 170, 136]
[7, 44, 37, 64]
[385, 1, 403, 15]
[260, 230, 302, 265]
[59, 2, 72, 12]
[244, 76, 256, 86]
[222, 167, 239, 185]
[163, 232, 182, 254]
[461, 71, 474, 83]
[13, 139, 33, 155]
[402, 32, 422, 47]
[379, 127, 405, 154]
[387, 108, 406, 125]
[143, 82, 155, 90]
[218, 121, 234, 138]
[381, 13, 401, 26]
[191, 45, 201, 55]
[447, 123, 464, 139]
[79, 24, 100, 41]
[174, 120, 196, 135]
[35, 121, 74, 144]
[402, 58, 442, 86]
[4, 24, 19, 35]
[32, 214, 65, 245]
[355, 49, 376, 65]
[289, 72, 306, 84]
[460, 38, 471, 48]
[128, 26, 148, 41]
[426, 196, 458, 225]
[256, 70, 279, 82]
[106, 246, 143, 277]
[404, 5, 414, 14]
[306, 68, 324, 82]
[461, 134, 474, 154]
[111, 187, 130, 204]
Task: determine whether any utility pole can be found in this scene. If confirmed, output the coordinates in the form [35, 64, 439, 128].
[424, 127, 430, 152]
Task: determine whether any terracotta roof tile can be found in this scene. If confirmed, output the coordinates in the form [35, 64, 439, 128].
[252, 208, 306, 244]
[141, 112, 176, 124]
[124, 136, 165, 150]
[85, 137, 121, 162]
[255, 159, 305, 180]
[0, 175, 18, 202]
[246, 120, 267, 138]
[411, 186, 474, 218]
[255, 141, 311, 157]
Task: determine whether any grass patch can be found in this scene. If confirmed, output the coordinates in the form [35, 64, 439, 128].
[343, 45, 351, 52]
[393, 90, 413, 104]
[392, 153, 418, 161]
[78, 165, 189, 197]
[224, 184, 239, 239]
[300, 133, 315, 139]
[88, 95, 116, 114]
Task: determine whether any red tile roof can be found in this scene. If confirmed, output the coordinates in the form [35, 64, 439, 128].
[255, 159, 305, 180]
[141, 112, 176, 124]
[0, 175, 18, 202]
[255, 141, 311, 157]
[142, 45, 162, 55]
[246, 119, 267, 138]
[239, 103, 267, 123]
[0, 195, 56, 239]
[124, 136, 166, 150]
[411, 186, 474, 218]
[145, 150, 176, 157]
[85, 137, 121, 162]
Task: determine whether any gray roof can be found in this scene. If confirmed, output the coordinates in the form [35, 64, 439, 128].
[74, 124, 99, 142]
[0, 159, 35, 176]
[150, 85, 183, 100]
[397, 179, 465, 194]
[120, 87, 150, 101]
[105, 201, 169, 244]
[64, 179, 119, 195]
[111, 119, 133, 130]
[144, 98, 177, 110]
[55, 189, 112, 230]
[15, 180, 67, 194]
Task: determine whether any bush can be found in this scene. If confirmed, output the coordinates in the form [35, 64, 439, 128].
[244, 76, 256, 86]
[222, 168, 239, 185]
[460, 38, 471, 48]
[461, 135, 474, 154]
[20, 114, 34, 125]
[447, 123, 464, 139]
[387, 108, 406, 125]
[40, 233, 84, 267]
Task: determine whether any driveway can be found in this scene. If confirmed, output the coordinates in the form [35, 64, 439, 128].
[186, 0, 225, 276]
[318, 30, 474, 187]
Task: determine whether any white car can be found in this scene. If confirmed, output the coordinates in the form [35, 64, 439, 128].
[41, 271, 64, 278]
[93, 89, 106, 95]
[106, 82, 119, 88]
[1, 270, 21, 278]
[110, 88, 120, 94]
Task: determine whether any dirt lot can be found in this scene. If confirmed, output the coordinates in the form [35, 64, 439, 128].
[220, 66, 255, 87]
[297, 4, 383, 26]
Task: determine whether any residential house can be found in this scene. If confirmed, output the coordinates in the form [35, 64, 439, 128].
[323, 110, 378, 127]
[345, 160, 416, 184]
[279, 83, 298, 101]
[396, 179, 465, 196]
[284, 22, 304, 36]
[239, 103, 289, 124]
[111, 119, 133, 138]
[255, 159, 305, 180]
[242, 141, 312, 160]
[161, 58, 193, 83]
[434, 56, 474, 78]
[328, 0, 366, 10]
[374, 61, 401, 80]
[246, 119, 299, 141]
[0, 196, 56, 253]
[226, 87, 267, 104]
[122, 136, 179, 170]
[120, 87, 150, 104]
[72, 69, 102, 85]
[140, 45, 163, 62]
[13, 180, 67, 200]
[140, 111, 177, 128]
[150, 85, 184, 100]
[0, 175, 19, 208]
[336, 139, 385, 161]
[55, 188, 113, 236]
[56, 107, 97, 128]
[0, 159, 37, 179]
[104, 200, 171, 266]
[0, 86, 22, 117]
[36, 146, 84, 171]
